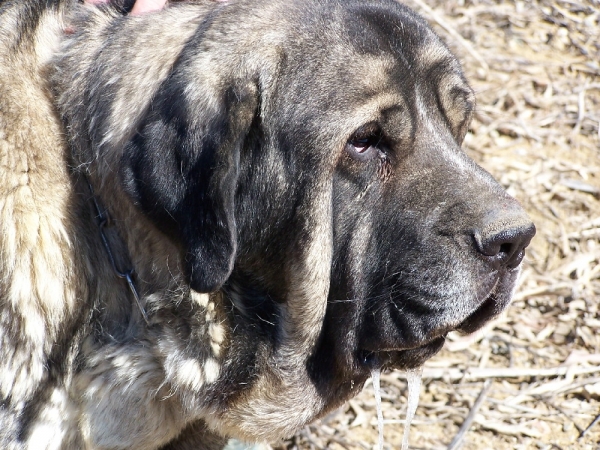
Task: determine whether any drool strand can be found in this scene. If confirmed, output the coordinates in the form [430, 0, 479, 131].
[401, 366, 424, 450]
[371, 368, 384, 450]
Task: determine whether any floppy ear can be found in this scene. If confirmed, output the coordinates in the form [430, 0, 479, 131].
[119, 74, 258, 293]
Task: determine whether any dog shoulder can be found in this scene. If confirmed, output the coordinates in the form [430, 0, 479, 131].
[0, 2, 90, 447]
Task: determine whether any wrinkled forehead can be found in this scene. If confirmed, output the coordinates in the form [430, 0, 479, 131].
[270, 1, 471, 137]
[337, 2, 466, 90]
[340, 2, 444, 59]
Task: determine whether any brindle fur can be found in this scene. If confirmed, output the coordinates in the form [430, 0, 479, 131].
[0, 0, 534, 448]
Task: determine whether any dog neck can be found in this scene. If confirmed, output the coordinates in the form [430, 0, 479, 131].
[80, 172, 201, 329]
[84, 175, 149, 325]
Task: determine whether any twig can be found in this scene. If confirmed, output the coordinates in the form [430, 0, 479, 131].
[447, 379, 492, 450]
[301, 426, 325, 450]
[538, 397, 586, 435]
[326, 437, 360, 450]
[394, 365, 600, 381]
[572, 81, 587, 135]
[512, 282, 573, 301]
[474, 418, 543, 438]
[408, 0, 490, 74]
[486, 398, 557, 416]
[513, 377, 600, 401]
[578, 413, 600, 440]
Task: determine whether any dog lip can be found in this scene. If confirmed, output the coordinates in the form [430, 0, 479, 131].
[356, 269, 519, 370]
[455, 270, 507, 334]
[456, 290, 500, 334]
[359, 336, 446, 370]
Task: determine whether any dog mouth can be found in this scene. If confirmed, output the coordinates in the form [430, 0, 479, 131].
[357, 271, 517, 371]
[456, 291, 501, 334]
[457, 268, 518, 334]
[359, 337, 446, 371]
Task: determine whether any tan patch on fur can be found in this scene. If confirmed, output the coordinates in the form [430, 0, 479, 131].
[209, 322, 225, 357]
[191, 291, 210, 308]
[417, 41, 452, 70]
[26, 388, 80, 450]
[176, 358, 206, 391]
[0, 7, 86, 408]
[203, 358, 221, 384]
[78, 344, 183, 450]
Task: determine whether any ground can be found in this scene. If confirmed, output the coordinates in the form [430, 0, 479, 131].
[274, 1, 600, 449]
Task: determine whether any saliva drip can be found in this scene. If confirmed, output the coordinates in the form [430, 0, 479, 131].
[371, 368, 384, 450]
[370, 366, 424, 450]
[401, 366, 424, 450]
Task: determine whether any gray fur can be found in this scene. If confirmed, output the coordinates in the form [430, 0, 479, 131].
[0, 0, 534, 448]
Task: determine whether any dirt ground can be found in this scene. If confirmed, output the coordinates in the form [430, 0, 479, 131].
[274, 1, 600, 449]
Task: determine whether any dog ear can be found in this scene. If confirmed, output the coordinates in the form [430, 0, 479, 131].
[120, 74, 258, 293]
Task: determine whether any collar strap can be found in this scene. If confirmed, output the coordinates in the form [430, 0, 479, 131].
[85, 176, 150, 325]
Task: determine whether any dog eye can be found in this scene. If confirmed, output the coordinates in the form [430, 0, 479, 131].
[346, 125, 382, 161]
[351, 137, 375, 152]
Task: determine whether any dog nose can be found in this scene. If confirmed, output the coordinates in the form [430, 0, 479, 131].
[474, 212, 536, 269]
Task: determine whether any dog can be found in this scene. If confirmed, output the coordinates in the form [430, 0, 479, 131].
[0, 0, 535, 448]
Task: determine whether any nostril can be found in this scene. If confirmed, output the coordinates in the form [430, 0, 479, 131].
[498, 242, 516, 265]
[499, 243, 512, 255]
[473, 219, 536, 269]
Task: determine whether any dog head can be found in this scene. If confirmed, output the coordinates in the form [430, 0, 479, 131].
[56, 0, 534, 442]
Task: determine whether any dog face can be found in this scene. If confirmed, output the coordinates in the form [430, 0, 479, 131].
[55, 0, 534, 444]
[313, 6, 535, 374]
[208, 0, 534, 387]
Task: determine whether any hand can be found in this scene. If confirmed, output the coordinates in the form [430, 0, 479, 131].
[130, 0, 168, 15]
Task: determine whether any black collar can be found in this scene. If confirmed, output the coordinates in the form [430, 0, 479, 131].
[85, 175, 150, 325]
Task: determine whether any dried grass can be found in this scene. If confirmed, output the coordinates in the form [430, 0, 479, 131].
[274, 1, 600, 449]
